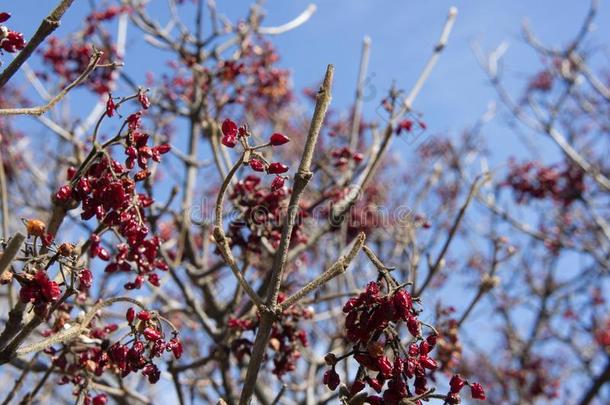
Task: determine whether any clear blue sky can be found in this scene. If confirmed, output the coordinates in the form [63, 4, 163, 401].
[7, 0, 609, 163]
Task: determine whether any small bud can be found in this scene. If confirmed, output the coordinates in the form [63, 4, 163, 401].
[137, 310, 152, 321]
[449, 375, 465, 393]
[126, 308, 135, 323]
[249, 158, 265, 172]
[143, 327, 161, 341]
[105, 94, 116, 117]
[324, 353, 337, 366]
[221, 119, 238, 138]
[271, 175, 285, 191]
[323, 368, 340, 391]
[221, 135, 237, 148]
[267, 162, 288, 174]
[134, 169, 151, 181]
[269, 133, 290, 146]
[138, 91, 150, 109]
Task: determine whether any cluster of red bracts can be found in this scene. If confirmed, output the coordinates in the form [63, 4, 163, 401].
[227, 174, 307, 251]
[0, 12, 25, 54]
[220, 118, 291, 176]
[55, 111, 170, 290]
[40, 6, 127, 94]
[17, 270, 61, 317]
[48, 307, 181, 404]
[323, 282, 485, 404]
[505, 160, 585, 206]
[228, 293, 311, 378]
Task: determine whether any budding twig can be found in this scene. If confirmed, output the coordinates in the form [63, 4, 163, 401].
[239, 64, 334, 405]
[415, 173, 489, 296]
[280, 232, 365, 311]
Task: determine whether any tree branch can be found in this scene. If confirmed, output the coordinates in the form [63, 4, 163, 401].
[0, 0, 76, 89]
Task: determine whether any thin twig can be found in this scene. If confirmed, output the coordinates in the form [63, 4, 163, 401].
[415, 174, 488, 296]
[0, 51, 106, 116]
[280, 232, 365, 310]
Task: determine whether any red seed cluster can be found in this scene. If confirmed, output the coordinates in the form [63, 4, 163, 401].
[227, 175, 307, 251]
[220, 117, 292, 177]
[228, 293, 311, 378]
[505, 160, 585, 206]
[0, 12, 25, 54]
[55, 112, 170, 290]
[153, 39, 291, 121]
[323, 281, 485, 404]
[17, 270, 61, 317]
[48, 307, 181, 403]
[40, 6, 128, 94]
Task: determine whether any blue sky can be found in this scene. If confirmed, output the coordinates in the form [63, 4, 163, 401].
[7, 0, 609, 164]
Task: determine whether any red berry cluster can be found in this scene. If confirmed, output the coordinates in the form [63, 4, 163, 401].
[220, 118, 291, 175]
[108, 308, 183, 381]
[229, 41, 293, 120]
[48, 307, 181, 403]
[55, 111, 170, 290]
[0, 12, 26, 54]
[505, 160, 585, 206]
[229, 293, 311, 377]
[152, 39, 290, 121]
[16, 270, 61, 317]
[42, 37, 118, 95]
[330, 146, 364, 168]
[41, 5, 127, 94]
[323, 281, 485, 404]
[228, 174, 307, 251]
[445, 375, 486, 403]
